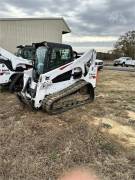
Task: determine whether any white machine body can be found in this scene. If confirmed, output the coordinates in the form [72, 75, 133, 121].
[21, 49, 97, 109]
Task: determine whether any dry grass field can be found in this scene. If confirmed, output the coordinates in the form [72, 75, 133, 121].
[0, 70, 135, 180]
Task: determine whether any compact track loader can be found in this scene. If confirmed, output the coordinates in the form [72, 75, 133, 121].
[0, 47, 32, 91]
[17, 41, 97, 114]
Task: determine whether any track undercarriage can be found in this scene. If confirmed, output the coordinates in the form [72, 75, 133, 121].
[42, 80, 94, 114]
[18, 80, 94, 114]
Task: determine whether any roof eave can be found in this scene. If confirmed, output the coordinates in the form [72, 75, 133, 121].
[61, 18, 71, 34]
[62, 31, 70, 34]
[0, 17, 71, 34]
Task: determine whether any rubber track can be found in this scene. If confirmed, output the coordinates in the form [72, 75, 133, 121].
[42, 80, 94, 114]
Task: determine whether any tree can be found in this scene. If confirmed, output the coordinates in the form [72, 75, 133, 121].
[114, 31, 135, 58]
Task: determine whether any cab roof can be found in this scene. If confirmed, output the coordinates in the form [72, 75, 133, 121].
[32, 41, 72, 49]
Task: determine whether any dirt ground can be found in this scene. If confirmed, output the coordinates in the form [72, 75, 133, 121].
[0, 70, 135, 180]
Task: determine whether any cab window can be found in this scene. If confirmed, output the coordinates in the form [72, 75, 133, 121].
[23, 49, 35, 60]
[35, 46, 48, 74]
[126, 58, 131, 60]
[48, 48, 72, 70]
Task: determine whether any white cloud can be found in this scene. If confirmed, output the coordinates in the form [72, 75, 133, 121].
[63, 34, 118, 43]
[1, 4, 29, 17]
[72, 46, 112, 53]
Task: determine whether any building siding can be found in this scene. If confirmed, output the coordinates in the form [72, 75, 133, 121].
[0, 19, 68, 53]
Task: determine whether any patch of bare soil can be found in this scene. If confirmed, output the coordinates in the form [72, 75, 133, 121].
[0, 70, 135, 180]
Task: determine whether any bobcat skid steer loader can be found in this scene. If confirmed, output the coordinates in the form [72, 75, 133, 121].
[0, 47, 33, 92]
[17, 41, 97, 114]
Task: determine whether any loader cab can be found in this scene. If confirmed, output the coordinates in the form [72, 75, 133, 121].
[16, 45, 35, 60]
[33, 42, 73, 79]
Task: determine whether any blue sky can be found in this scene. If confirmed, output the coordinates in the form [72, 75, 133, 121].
[0, 0, 135, 52]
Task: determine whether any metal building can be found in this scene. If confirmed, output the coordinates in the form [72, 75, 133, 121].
[0, 18, 71, 53]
